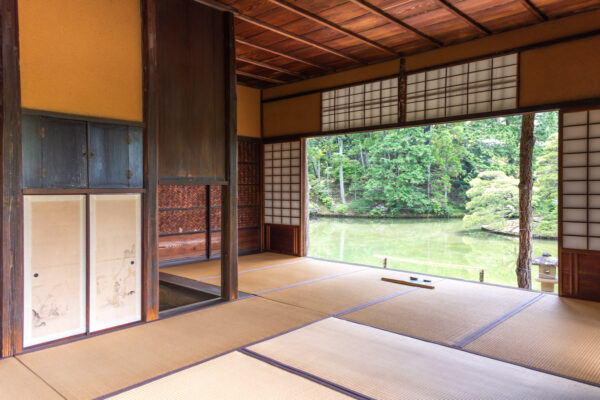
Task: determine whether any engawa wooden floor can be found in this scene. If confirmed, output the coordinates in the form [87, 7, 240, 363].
[2, 253, 600, 399]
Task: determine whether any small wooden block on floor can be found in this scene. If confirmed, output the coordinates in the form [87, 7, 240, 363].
[466, 295, 600, 386]
[0, 357, 62, 400]
[249, 318, 600, 400]
[341, 278, 539, 345]
[109, 351, 350, 399]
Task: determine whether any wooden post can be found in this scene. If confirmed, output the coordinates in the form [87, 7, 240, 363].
[1, 0, 24, 357]
[141, 0, 160, 321]
[516, 113, 536, 289]
[221, 11, 238, 301]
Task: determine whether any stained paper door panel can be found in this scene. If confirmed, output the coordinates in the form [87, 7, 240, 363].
[90, 194, 141, 332]
[24, 195, 86, 347]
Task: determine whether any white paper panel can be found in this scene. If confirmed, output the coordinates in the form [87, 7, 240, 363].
[563, 140, 587, 153]
[563, 153, 586, 167]
[264, 140, 302, 226]
[589, 209, 600, 222]
[563, 236, 587, 249]
[588, 153, 600, 166]
[589, 124, 600, 138]
[562, 167, 586, 180]
[589, 167, 600, 180]
[563, 195, 587, 208]
[563, 208, 586, 222]
[562, 125, 587, 140]
[588, 223, 600, 236]
[589, 181, 600, 194]
[589, 195, 600, 208]
[563, 222, 587, 235]
[563, 181, 586, 194]
[589, 238, 600, 250]
[563, 111, 587, 126]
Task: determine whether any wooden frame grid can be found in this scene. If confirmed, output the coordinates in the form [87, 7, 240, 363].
[264, 141, 302, 226]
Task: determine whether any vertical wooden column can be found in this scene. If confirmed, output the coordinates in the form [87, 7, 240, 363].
[300, 139, 309, 257]
[141, 0, 159, 321]
[221, 11, 238, 301]
[1, 0, 24, 357]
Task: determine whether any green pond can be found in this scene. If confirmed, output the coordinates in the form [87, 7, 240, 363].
[309, 217, 558, 292]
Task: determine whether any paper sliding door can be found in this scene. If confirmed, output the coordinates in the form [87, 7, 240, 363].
[89, 194, 142, 332]
[24, 195, 87, 347]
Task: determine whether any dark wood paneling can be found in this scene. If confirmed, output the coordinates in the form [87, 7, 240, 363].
[22, 115, 87, 189]
[88, 123, 143, 188]
[265, 224, 299, 255]
[560, 249, 600, 301]
[142, 0, 160, 322]
[156, 0, 226, 182]
[158, 233, 207, 261]
[1, 0, 24, 357]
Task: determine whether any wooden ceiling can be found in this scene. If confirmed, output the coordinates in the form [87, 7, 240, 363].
[208, 0, 600, 88]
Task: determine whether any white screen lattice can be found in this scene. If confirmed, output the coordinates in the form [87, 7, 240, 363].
[406, 53, 518, 122]
[264, 141, 301, 226]
[322, 77, 399, 132]
[561, 109, 600, 250]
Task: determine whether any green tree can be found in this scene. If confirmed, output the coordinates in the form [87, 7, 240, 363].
[463, 171, 519, 228]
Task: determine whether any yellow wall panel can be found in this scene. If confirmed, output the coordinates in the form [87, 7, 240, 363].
[263, 94, 320, 138]
[236, 85, 261, 138]
[520, 35, 600, 107]
[19, 0, 143, 122]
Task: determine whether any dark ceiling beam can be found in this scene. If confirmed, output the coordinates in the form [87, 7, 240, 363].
[235, 13, 364, 64]
[268, 0, 397, 56]
[435, 0, 491, 35]
[237, 55, 304, 77]
[192, 0, 236, 13]
[515, 0, 548, 22]
[236, 37, 331, 71]
[236, 70, 286, 84]
[348, 0, 443, 47]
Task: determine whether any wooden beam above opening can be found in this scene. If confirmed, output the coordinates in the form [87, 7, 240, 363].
[235, 13, 364, 64]
[348, 0, 443, 47]
[435, 0, 491, 35]
[268, 0, 397, 56]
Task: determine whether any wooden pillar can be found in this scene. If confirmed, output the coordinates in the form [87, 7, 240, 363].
[516, 113, 536, 289]
[141, 0, 160, 321]
[220, 11, 238, 301]
[1, 0, 24, 357]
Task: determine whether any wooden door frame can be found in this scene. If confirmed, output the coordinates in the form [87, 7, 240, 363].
[1, 0, 24, 357]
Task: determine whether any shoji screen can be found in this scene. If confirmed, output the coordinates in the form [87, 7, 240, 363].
[561, 109, 600, 250]
[406, 53, 518, 122]
[24, 195, 87, 347]
[264, 140, 305, 256]
[264, 141, 302, 226]
[322, 77, 399, 132]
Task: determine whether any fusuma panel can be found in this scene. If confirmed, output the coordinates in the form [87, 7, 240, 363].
[264, 141, 302, 226]
[406, 53, 518, 122]
[23, 195, 86, 347]
[561, 109, 600, 250]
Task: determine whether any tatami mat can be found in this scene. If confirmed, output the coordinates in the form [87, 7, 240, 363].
[249, 318, 600, 400]
[202, 259, 364, 294]
[342, 278, 539, 345]
[162, 252, 302, 281]
[466, 295, 600, 385]
[18, 297, 325, 400]
[0, 357, 62, 400]
[261, 268, 437, 315]
[109, 351, 349, 400]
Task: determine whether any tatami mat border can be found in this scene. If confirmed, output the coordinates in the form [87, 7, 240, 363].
[255, 269, 362, 295]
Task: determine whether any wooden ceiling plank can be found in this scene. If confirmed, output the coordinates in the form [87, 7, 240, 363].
[267, 0, 398, 56]
[434, 0, 491, 35]
[236, 70, 287, 84]
[234, 13, 365, 63]
[515, 0, 548, 22]
[347, 0, 443, 47]
[236, 37, 331, 70]
[236, 55, 304, 77]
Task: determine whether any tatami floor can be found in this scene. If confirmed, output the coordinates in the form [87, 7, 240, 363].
[2, 253, 600, 399]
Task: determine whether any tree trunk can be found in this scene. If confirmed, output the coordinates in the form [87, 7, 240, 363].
[338, 136, 346, 204]
[424, 126, 432, 199]
[516, 113, 536, 289]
